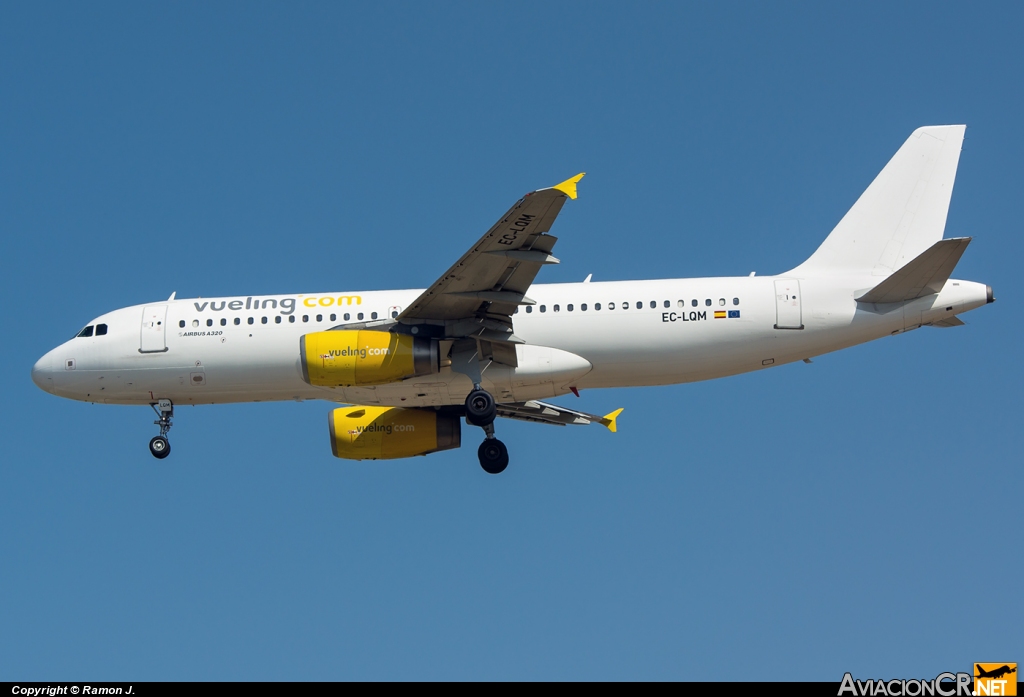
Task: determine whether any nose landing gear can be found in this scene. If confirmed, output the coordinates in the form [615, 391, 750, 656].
[149, 399, 173, 459]
[466, 387, 508, 474]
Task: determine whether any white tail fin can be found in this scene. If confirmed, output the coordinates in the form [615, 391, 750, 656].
[789, 125, 966, 277]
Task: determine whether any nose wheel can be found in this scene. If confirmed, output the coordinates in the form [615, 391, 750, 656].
[466, 387, 508, 474]
[149, 399, 174, 459]
[149, 436, 170, 459]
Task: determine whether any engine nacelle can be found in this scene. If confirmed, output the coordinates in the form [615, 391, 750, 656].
[300, 330, 438, 387]
[328, 406, 461, 460]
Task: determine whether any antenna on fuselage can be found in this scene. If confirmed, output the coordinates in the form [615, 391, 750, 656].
[168, 291, 176, 301]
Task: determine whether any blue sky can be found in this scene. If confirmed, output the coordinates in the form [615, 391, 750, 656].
[1, 2, 1021, 680]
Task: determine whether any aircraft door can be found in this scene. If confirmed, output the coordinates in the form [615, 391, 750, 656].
[774, 280, 803, 330]
[140, 305, 169, 352]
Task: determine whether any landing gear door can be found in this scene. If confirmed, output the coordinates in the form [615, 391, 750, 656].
[140, 305, 169, 352]
[774, 280, 803, 330]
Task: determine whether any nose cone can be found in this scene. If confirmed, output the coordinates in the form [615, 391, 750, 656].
[32, 352, 54, 394]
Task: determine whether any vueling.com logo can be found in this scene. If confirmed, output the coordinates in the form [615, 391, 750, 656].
[321, 346, 390, 360]
[351, 423, 415, 435]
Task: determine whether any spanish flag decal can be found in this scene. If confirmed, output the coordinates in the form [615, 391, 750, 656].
[714, 311, 727, 319]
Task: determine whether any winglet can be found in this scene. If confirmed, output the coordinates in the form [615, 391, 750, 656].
[600, 408, 624, 433]
[552, 172, 585, 200]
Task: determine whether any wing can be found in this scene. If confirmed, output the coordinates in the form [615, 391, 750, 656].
[496, 400, 623, 432]
[397, 173, 584, 336]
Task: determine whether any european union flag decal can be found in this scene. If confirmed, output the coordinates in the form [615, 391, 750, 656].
[728, 310, 740, 318]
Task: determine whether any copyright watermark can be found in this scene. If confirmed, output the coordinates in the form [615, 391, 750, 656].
[11, 688, 134, 696]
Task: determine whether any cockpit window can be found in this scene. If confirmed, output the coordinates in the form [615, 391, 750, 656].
[77, 326, 94, 338]
[95, 324, 108, 336]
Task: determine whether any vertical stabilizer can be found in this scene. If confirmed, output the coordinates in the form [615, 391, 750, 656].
[789, 125, 965, 277]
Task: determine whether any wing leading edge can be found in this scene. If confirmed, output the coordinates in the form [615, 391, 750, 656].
[397, 173, 585, 335]
[496, 400, 623, 432]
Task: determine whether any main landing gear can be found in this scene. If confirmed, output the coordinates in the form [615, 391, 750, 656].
[466, 386, 508, 475]
[149, 399, 173, 459]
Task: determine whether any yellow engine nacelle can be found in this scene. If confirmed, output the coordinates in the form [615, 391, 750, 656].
[328, 406, 461, 460]
[300, 330, 438, 387]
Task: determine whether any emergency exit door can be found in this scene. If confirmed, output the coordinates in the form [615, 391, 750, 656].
[140, 305, 168, 352]
[774, 280, 803, 330]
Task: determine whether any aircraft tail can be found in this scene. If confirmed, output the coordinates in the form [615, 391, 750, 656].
[788, 125, 966, 278]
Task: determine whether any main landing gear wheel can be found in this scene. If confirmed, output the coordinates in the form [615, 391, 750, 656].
[149, 399, 174, 459]
[465, 386, 510, 474]
[478, 438, 509, 475]
[149, 436, 171, 459]
[465, 388, 496, 426]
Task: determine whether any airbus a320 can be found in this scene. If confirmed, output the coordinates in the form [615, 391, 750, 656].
[31, 126, 993, 474]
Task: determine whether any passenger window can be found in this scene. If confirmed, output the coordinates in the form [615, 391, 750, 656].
[248, 317, 254, 325]
[553, 304, 560, 312]
[261, 317, 268, 324]
[567, 304, 573, 312]
[621, 302, 627, 310]
[78, 325, 94, 337]
[391, 311, 398, 319]
[220, 318, 226, 326]
[179, 320, 186, 328]
[330, 314, 336, 321]
[608, 302, 615, 310]
[719, 298, 726, 306]
[664, 300, 670, 308]
[692, 299, 698, 307]
[581, 303, 587, 311]
[526, 306, 533, 313]
[316, 314, 322, 322]
[594, 303, 601, 310]
[344, 313, 350, 321]
[677, 300, 685, 308]
[192, 320, 199, 328]
[636, 301, 642, 309]
[234, 318, 241, 325]
[650, 301, 656, 309]
[357, 313, 364, 320]
[705, 299, 712, 306]
[275, 316, 282, 324]
[371, 312, 378, 319]
[289, 315, 295, 323]
[733, 298, 740, 305]
[540, 305, 546, 313]
[302, 315, 309, 322]
[207, 319, 213, 327]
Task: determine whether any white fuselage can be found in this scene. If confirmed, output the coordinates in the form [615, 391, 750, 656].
[31, 274, 991, 408]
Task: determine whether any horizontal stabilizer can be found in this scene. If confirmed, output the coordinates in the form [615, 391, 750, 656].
[856, 237, 971, 304]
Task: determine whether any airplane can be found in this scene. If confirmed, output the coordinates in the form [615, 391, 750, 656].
[976, 665, 1016, 680]
[31, 125, 994, 474]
